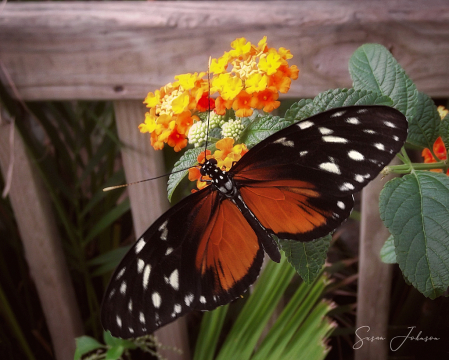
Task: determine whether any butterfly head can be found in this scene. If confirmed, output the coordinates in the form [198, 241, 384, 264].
[199, 158, 237, 198]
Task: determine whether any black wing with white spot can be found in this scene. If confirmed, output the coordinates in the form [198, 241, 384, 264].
[101, 187, 264, 338]
[231, 105, 407, 241]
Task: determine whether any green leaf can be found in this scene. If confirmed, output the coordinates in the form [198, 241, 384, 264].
[74, 336, 104, 360]
[439, 113, 449, 153]
[279, 235, 331, 284]
[239, 114, 292, 148]
[88, 245, 132, 276]
[407, 92, 440, 149]
[284, 99, 314, 122]
[167, 147, 207, 202]
[349, 43, 418, 119]
[105, 346, 125, 360]
[379, 172, 449, 298]
[83, 199, 130, 245]
[312, 88, 393, 112]
[380, 235, 397, 264]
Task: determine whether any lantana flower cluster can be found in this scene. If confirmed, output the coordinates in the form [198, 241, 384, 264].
[139, 37, 298, 153]
[422, 106, 449, 174]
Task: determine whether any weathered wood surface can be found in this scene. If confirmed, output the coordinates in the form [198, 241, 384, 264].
[355, 159, 399, 360]
[0, 113, 84, 360]
[1, 1, 449, 101]
[114, 100, 190, 360]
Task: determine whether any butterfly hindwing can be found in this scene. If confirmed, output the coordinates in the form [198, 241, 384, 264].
[101, 186, 264, 338]
[232, 106, 407, 241]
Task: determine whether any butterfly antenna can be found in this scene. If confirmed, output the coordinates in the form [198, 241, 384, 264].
[103, 167, 192, 192]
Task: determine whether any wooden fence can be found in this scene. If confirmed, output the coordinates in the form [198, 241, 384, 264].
[1, 1, 448, 359]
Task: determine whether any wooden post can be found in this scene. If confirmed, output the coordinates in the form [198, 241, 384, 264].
[0, 114, 83, 360]
[355, 162, 399, 360]
[113, 100, 190, 360]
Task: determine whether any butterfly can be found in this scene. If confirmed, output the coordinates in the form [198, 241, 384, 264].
[101, 105, 407, 338]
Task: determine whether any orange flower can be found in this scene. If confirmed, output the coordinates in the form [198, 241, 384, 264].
[215, 96, 233, 115]
[232, 91, 253, 117]
[421, 106, 448, 174]
[251, 88, 280, 113]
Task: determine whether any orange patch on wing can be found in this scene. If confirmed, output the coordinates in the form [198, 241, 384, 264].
[195, 200, 259, 291]
[239, 181, 330, 235]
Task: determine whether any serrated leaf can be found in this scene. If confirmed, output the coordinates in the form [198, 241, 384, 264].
[379, 172, 449, 299]
[284, 99, 314, 122]
[380, 235, 397, 264]
[74, 336, 104, 360]
[167, 148, 205, 202]
[239, 114, 291, 148]
[349, 43, 418, 119]
[312, 88, 393, 112]
[407, 92, 440, 149]
[279, 234, 331, 284]
[439, 113, 449, 153]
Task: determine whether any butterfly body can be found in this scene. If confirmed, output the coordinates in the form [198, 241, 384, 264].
[101, 105, 408, 338]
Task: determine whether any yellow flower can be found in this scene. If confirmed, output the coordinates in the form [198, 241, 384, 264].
[229, 37, 252, 58]
[258, 52, 282, 76]
[171, 92, 190, 114]
[438, 105, 449, 119]
[246, 73, 268, 94]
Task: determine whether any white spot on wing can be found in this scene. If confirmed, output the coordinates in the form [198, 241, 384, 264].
[185, 293, 194, 306]
[331, 110, 346, 117]
[384, 121, 396, 128]
[165, 247, 173, 255]
[174, 304, 182, 314]
[143, 264, 151, 290]
[108, 289, 116, 299]
[166, 269, 179, 290]
[337, 201, 345, 210]
[298, 120, 314, 129]
[152, 292, 162, 308]
[200, 296, 206, 304]
[357, 108, 368, 113]
[374, 143, 385, 151]
[348, 150, 364, 161]
[158, 220, 168, 241]
[116, 316, 122, 328]
[116, 267, 126, 280]
[319, 162, 341, 174]
[139, 312, 145, 324]
[129, 327, 134, 334]
[340, 183, 355, 191]
[355, 174, 364, 183]
[363, 129, 376, 134]
[128, 300, 133, 312]
[120, 281, 127, 295]
[322, 136, 348, 143]
[300, 150, 308, 157]
[393, 135, 399, 141]
[346, 117, 360, 125]
[319, 127, 333, 135]
[274, 137, 294, 147]
[135, 238, 145, 254]
[137, 259, 145, 274]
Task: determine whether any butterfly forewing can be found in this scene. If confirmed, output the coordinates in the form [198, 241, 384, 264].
[102, 105, 407, 338]
[232, 106, 407, 241]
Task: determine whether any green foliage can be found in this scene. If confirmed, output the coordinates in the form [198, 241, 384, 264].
[380, 172, 449, 299]
[279, 235, 332, 284]
[193, 256, 335, 360]
[379, 235, 397, 264]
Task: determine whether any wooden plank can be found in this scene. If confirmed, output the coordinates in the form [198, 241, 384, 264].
[113, 100, 190, 360]
[355, 161, 399, 360]
[0, 114, 83, 360]
[1, 1, 449, 101]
